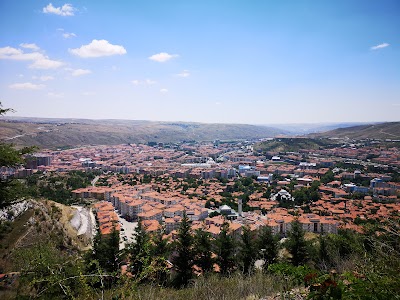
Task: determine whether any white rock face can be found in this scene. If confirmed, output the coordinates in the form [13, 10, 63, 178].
[0, 201, 32, 222]
[70, 205, 91, 237]
[70, 209, 81, 231]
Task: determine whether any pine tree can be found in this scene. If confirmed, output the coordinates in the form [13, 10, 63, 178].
[238, 225, 257, 275]
[107, 225, 121, 272]
[318, 233, 330, 270]
[194, 227, 214, 274]
[92, 223, 120, 273]
[143, 226, 170, 285]
[150, 226, 169, 258]
[172, 211, 194, 287]
[257, 226, 278, 270]
[92, 230, 107, 270]
[215, 221, 236, 275]
[128, 219, 151, 279]
[287, 219, 308, 266]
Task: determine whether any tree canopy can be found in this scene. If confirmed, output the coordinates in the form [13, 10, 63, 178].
[0, 102, 36, 208]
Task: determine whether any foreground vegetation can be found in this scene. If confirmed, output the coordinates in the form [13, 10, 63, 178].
[1, 206, 399, 300]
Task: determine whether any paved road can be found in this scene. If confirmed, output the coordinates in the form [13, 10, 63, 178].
[91, 176, 100, 186]
[118, 216, 137, 250]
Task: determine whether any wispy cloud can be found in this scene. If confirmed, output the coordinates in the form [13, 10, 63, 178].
[149, 52, 178, 62]
[370, 43, 390, 50]
[63, 32, 77, 39]
[160, 88, 168, 93]
[71, 68, 91, 76]
[9, 82, 45, 90]
[20, 43, 40, 51]
[47, 92, 64, 98]
[43, 3, 76, 16]
[29, 58, 64, 69]
[58, 29, 77, 39]
[82, 91, 96, 96]
[69, 39, 127, 58]
[33, 75, 54, 81]
[176, 70, 190, 77]
[131, 79, 156, 86]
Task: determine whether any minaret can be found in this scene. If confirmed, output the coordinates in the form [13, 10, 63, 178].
[238, 198, 243, 217]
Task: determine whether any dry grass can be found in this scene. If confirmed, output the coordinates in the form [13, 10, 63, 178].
[100, 272, 303, 300]
[0, 119, 283, 149]
[0, 209, 34, 272]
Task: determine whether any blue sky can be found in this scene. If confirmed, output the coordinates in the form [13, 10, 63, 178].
[0, 0, 399, 124]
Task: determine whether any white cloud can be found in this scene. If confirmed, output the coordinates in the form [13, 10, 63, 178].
[33, 75, 54, 81]
[160, 88, 168, 93]
[149, 52, 178, 62]
[63, 32, 77, 39]
[9, 82, 45, 90]
[146, 79, 156, 85]
[132, 79, 156, 86]
[0, 46, 41, 60]
[370, 43, 390, 50]
[177, 70, 190, 77]
[47, 92, 64, 98]
[20, 43, 40, 51]
[0, 47, 23, 56]
[69, 39, 127, 58]
[29, 58, 64, 69]
[82, 91, 96, 96]
[71, 68, 91, 76]
[215, 102, 222, 105]
[0, 46, 64, 69]
[43, 3, 76, 16]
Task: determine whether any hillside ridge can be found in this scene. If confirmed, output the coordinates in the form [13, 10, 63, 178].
[0, 117, 286, 149]
[310, 121, 400, 140]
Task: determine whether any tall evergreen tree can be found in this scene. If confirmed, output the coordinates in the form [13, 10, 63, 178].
[215, 221, 236, 275]
[92, 223, 120, 273]
[287, 219, 308, 266]
[108, 225, 121, 272]
[128, 219, 151, 279]
[150, 226, 169, 258]
[257, 226, 278, 269]
[147, 226, 170, 285]
[317, 233, 331, 271]
[172, 211, 194, 287]
[238, 225, 257, 275]
[194, 227, 214, 274]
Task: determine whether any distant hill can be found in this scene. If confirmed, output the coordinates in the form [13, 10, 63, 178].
[0, 117, 287, 149]
[310, 122, 400, 140]
[266, 122, 371, 135]
[253, 137, 337, 153]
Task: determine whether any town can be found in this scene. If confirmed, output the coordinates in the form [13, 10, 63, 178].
[2, 138, 399, 246]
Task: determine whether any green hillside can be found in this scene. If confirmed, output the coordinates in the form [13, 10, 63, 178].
[254, 138, 337, 153]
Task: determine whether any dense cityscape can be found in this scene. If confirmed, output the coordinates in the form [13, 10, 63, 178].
[1, 0, 400, 299]
[2, 139, 399, 241]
